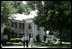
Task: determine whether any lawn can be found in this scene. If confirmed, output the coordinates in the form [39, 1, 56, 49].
[5, 41, 71, 48]
[4, 38, 71, 48]
[62, 42, 71, 44]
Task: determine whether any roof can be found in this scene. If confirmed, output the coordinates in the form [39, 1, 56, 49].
[8, 10, 37, 21]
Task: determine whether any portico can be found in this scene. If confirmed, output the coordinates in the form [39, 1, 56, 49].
[10, 18, 45, 42]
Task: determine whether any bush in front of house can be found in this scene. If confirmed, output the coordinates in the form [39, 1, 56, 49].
[10, 38, 22, 42]
[12, 42, 23, 46]
[1, 38, 8, 46]
[3, 27, 11, 41]
[47, 38, 56, 45]
[6, 42, 23, 46]
[44, 34, 47, 41]
[49, 31, 54, 35]
[36, 34, 41, 42]
[6, 42, 13, 46]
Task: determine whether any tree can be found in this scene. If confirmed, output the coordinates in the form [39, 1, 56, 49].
[1, 1, 30, 26]
[27, 1, 71, 45]
[1, 1, 17, 25]
[11, 1, 30, 14]
[3, 27, 11, 41]
[36, 34, 41, 42]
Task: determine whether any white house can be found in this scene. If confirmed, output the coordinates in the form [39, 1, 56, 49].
[8, 10, 46, 42]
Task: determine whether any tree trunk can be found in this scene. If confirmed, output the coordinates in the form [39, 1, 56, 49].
[59, 29, 62, 46]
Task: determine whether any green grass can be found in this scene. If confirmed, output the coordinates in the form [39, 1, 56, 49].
[10, 38, 22, 41]
[6, 38, 71, 47]
[6, 41, 71, 48]
[6, 41, 31, 46]
[33, 42, 41, 45]
[62, 42, 71, 44]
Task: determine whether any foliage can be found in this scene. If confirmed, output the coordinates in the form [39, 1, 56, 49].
[36, 34, 41, 42]
[10, 38, 22, 42]
[27, 1, 71, 45]
[1, 1, 17, 25]
[27, 1, 71, 31]
[1, 39, 8, 46]
[10, 38, 22, 41]
[3, 27, 11, 41]
[49, 31, 54, 35]
[3, 27, 10, 35]
[10, 29, 15, 38]
[12, 42, 23, 46]
[44, 34, 47, 41]
[19, 33, 24, 38]
[62, 30, 71, 42]
[11, 1, 30, 14]
[28, 23, 31, 29]
[6, 42, 13, 46]
[47, 38, 59, 45]
[62, 42, 71, 44]
[1, 1, 30, 26]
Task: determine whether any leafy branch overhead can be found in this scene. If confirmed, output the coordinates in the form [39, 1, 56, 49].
[27, 1, 71, 30]
[1, 1, 30, 24]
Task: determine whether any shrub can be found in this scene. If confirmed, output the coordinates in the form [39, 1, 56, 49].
[44, 34, 47, 41]
[36, 34, 41, 42]
[6, 42, 13, 46]
[62, 30, 71, 42]
[19, 33, 23, 38]
[6, 42, 23, 46]
[12, 42, 23, 46]
[10, 29, 14, 38]
[10, 38, 22, 40]
[3, 27, 11, 41]
[48, 38, 55, 45]
[1, 39, 8, 46]
[10, 38, 22, 42]
[49, 31, 54, 35]
[14, 33, 18, 38]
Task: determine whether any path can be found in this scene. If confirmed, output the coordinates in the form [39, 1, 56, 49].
[2, 45, 49, 48]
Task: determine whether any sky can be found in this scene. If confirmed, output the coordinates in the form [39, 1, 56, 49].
[22, 1, 27, 4]
[9, 1, 37, 20]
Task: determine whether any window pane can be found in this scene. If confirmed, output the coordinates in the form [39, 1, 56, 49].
[19, 23, 21, 29]
[15, 22, 17, 28]
[23, 23, 24, 29]
[28, 23, 31, 29]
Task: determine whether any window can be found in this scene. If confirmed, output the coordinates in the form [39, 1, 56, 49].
[28, 23, 31, 29]
[11, 22, 17, 28]
[23, 23, 24, 29]
[14, 22, 17, 28]
[19, 23, 21, 29]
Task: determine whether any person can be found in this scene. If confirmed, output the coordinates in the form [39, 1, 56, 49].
[22, 35, 25, 47]
[30, 35, 33, 48]
[25, 35, 29, 47]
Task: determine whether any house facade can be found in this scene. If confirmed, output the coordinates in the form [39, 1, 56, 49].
[10, 18, 45, 42]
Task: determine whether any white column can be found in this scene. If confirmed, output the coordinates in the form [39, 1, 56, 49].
[32, 22, 36, 42]
[17, 22, 19, 38]
[34, 24, 37, 41]
[24, 22, 27, 35]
